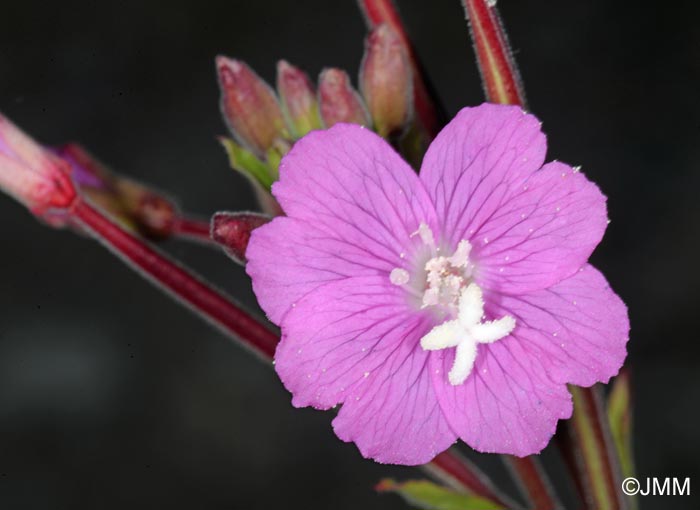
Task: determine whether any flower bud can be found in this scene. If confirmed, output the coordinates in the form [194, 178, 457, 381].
[211, 211, 270, 265]
[277, 60, 322, 138]
[0, 113, 76, 216]
[58, 143, 177, 238]
[360, 24, 413, 137]
[216, 56, 288, 157]
[114, 179, 176, 239]
[318, 68, 370, 128]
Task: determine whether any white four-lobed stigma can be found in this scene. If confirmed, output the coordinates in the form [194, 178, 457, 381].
[420, 283, 516, 385]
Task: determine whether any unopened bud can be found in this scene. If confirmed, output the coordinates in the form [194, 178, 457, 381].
[114, 179, 176, 239]
[216, 56, 288, 157]
[0, 114, 76, 216]
[277, 60, 322, 138]
[211, 211, 270, 265]
[58, 143, 176, 238]
[318, 68, 370, 128]
[360, 24, 413, 137]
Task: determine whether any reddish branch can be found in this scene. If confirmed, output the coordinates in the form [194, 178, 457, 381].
[71, 198, 278, 360]
[462, 0, 526, 106]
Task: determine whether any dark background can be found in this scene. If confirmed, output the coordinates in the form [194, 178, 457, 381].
[1, 1, 698, 509]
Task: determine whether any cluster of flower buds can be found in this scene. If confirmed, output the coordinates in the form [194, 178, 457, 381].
[216, 23, 413, 213]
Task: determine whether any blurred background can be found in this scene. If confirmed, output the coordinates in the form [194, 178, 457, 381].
[0, 1, 698, 508]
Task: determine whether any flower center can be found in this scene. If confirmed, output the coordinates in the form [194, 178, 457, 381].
[422, 239, 473, 310]
[389, 222, 516, 385]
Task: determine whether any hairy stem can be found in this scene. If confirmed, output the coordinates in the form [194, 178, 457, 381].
[461, 0, 526, 106]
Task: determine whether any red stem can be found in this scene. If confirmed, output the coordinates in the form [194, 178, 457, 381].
[171, 215, 214, 244]
[503, 456, 560, 510]
[358, 0, 443, 137]
[71, 199, 279, 360]
[462, 0, 526, 106]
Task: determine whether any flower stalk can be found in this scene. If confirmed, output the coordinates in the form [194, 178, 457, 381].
[171, 215, 215, 244]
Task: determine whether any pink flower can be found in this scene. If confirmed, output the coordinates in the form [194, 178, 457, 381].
[0, 114, 76, 218]
[246, 103, 629, 465]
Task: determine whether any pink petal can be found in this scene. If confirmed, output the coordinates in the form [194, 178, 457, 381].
[247, 216, 391, 325]
[273, 123, 437, 242]
[247, 123, 437, 324]
[419, 103, 546, 245]
[275, 276, 456, 464]
[492, 264, 629, 387]
[473, 161, 609, 293]
[431, 338, 572, 457]
[431, 265, 628, 457]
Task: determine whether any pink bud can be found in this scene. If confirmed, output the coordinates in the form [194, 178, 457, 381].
[360, 24, 413, 137]
[318, 68, 370, 128]
[277, 60, 322, 138]
[211, 211, 270, 265]
[0, 114, 76, 216]
[216, 56, 288, 157]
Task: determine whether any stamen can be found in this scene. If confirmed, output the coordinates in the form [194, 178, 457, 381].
[420, 283, 516, 386]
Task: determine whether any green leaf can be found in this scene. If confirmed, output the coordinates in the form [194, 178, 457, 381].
[264, 139, 291, 182]
[608, 369, 635, 481]
[219, 137, 274, 191]
[376, 479, 504, 510]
